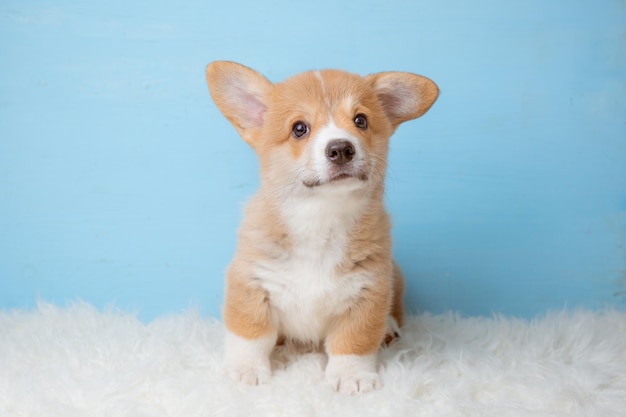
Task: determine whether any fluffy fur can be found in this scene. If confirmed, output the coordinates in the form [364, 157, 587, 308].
[1, 303, 625, 416]
[205, 61, 439, 393]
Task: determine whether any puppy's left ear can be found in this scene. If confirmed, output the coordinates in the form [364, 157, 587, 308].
[368, 72, 439, 127]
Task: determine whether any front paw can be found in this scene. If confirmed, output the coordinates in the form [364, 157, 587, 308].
[225, 362, 271, 385]
[325, 353, 380, 394]
[326, 370, 381, 394]
[223, 329, 276, 385]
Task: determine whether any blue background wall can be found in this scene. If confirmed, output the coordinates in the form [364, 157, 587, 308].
[1, 0, 624, 320]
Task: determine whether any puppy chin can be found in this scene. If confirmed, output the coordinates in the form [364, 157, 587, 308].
[302, 170, 369, 189]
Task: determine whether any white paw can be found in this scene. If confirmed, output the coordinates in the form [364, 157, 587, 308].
[223, 329, 276, 385]
[325, 353, 381, 394]
[225, 362, 271, 385]
[327, 370, 381, 394]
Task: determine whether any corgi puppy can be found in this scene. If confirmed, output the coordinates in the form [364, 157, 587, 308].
[205, 61, 438, 394]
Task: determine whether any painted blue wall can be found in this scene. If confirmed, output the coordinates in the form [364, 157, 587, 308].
[1, 0, 624, 320]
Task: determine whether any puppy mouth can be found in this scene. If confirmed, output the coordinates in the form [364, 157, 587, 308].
[302, 171, 368, 188]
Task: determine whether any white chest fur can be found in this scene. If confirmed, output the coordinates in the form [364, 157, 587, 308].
[255, 187, 370, 342]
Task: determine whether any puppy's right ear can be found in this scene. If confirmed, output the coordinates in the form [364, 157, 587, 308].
[205, 61, 272, 146]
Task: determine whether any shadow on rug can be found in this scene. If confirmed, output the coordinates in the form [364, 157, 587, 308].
[1, 302, 625, 417]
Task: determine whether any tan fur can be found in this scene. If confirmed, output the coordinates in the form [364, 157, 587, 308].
[391, 262, 406, 328]
[206, 61, 438, 383]
[222, 194, 287, 339]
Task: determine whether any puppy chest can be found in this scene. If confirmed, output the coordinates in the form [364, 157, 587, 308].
[257, 248, 364, 341]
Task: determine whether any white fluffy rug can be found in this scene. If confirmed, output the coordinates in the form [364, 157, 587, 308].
[1, 303, 625, 417]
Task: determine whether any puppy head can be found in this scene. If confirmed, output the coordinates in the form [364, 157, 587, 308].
[206, 61, 438, 195]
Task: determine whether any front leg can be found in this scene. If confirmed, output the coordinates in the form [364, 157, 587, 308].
[223, 268, 277, 385]
[224, 328, 276, 384]
[325, 286, 390, 394]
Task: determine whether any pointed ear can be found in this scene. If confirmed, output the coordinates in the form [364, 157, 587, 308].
[205, 61, 272, 145]
[368, 72, 439, 127]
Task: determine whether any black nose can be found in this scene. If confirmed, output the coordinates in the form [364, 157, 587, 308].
[325, 140, 355, 165]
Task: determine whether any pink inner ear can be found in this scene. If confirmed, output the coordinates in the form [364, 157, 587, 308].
[246, 96, 266, 128]
[377, 85, 417, 121]
[231, 84, 267, 129]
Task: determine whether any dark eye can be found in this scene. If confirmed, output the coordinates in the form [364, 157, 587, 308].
[354, 114, 368, 130]
[292, 121, 310, 139]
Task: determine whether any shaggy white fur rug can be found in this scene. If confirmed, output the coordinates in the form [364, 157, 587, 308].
[0, 303, 625, 417]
